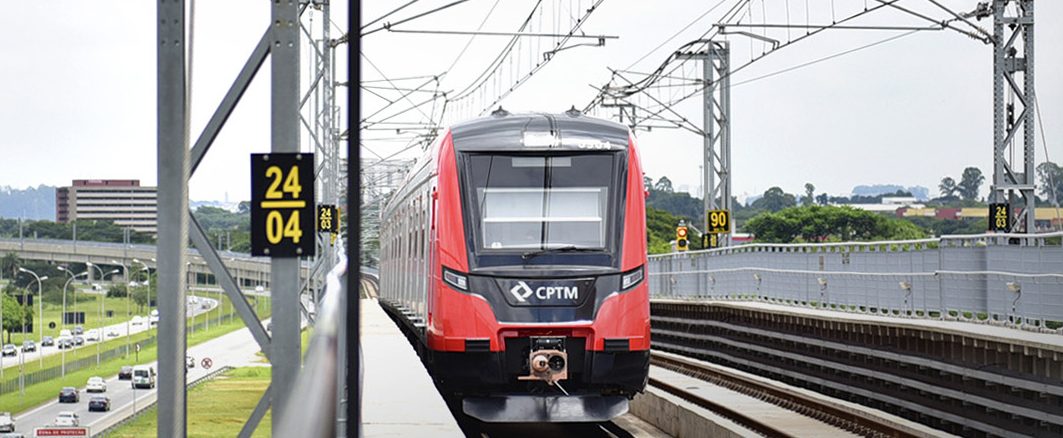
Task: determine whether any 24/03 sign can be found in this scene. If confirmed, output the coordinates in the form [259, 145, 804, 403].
[251, 153, 315, 257]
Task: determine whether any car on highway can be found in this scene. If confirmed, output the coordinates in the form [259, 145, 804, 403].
[86, 376, 107, 393]
[73, 326, 83, 336]
[132, 365, 156, 389]
[186, 355, 195, 369]
[57, 338, 73, 350]
[85, 329, 100, 342]
[54, 411, 79, 427]
[41, 336, 54, 347]
[0, 412, 14, 433]
[72, 336, 85, 346]
[107, 328, 120, 338]
[118, 366, 133, 380]
[21, 340, 36, 353]
[1, 345, 16, 357]
[150, 309, 160, 326]
[88, 395, 111, 412]
[58, 387, 79, 403]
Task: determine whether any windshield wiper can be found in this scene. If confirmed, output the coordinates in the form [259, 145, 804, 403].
[521, 245, 600, 260]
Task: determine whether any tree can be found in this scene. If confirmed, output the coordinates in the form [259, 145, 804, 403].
[654, 176, 674, 193]
[815, 193, 829, 206]
[751, 187, 797, 212]
[107, 283, 128, 298]
[939, 176, 959, 199]
[0, 252, 20, 281]
[803, 183, 815, 206]
[1, 288, 26, 343]
[743, 205, 927, 243]
[643, 176, 654, 192]
[237, 201, 251, 214]
[958, 167, 985, 201]
[1036, 162, 1063, 205]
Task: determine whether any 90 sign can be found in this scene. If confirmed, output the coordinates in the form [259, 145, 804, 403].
[251, 153, 315, 257]
[706, 209, 730, 234]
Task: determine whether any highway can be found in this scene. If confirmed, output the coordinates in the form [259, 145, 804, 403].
[0, 296, 218, 371]
[9, 311, 269, 434]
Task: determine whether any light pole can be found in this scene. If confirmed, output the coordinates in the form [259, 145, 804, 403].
[57, 267, 87, 377]
[16, 268, 47, 368]
[113, 260, 131, 356]
[133, 259, 153, 334]
[92, 267, 120, 367]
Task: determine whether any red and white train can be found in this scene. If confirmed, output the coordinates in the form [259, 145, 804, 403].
[378, 110, 650, 422]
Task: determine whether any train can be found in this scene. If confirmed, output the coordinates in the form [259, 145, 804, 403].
[378, 109, 650, 423]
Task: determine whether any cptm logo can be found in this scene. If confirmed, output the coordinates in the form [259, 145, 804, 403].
[509, 281, 579, 303]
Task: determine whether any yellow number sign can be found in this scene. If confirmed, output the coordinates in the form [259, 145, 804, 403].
[706, 210, 730, 234]
[251, 153, 315, 257]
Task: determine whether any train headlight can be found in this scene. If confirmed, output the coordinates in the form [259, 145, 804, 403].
[621, 266, 644, 290]
[442, 267, 469, 291]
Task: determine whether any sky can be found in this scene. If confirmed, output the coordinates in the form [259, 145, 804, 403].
[0, 1, 348, 202]
[0, 1, 1059, 204]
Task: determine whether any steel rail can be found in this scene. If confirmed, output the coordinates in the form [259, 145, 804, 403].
[650, 352, 917, 438]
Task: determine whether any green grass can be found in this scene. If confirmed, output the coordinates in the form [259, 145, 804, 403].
[109, 367, 273, 438]
[4, 290, 146, 345]
[0, 293, 272, 414]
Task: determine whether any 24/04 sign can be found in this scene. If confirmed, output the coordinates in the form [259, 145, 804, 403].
[251, 153, 315, 257]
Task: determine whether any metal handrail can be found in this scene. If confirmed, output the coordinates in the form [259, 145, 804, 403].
[275, 241, 349, 438]
[650, 230, 1063, 259]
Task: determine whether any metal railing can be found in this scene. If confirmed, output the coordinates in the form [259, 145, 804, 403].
[649, 231, 1063, 329]
[0, 309, 243, 396]
[275, 241, 351, 438]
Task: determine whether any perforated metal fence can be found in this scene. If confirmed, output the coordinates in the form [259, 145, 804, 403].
[649, 232, 1063, 328]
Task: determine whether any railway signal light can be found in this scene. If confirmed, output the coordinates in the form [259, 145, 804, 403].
[676, 221, 689, 252]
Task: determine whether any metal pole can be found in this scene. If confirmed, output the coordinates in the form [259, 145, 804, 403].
[157, 0, 190, 434]
[347, 2, 362, 435]
[113, 260, 130, 356]
[272, 0, 301, 433]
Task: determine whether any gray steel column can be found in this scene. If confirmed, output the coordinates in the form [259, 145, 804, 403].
[157, 0, 189, 436]
[702, 53, 714, 244]
[719, 42, 733, 239]
[700, 41, 732, 247]
[990, 0, 1036, 232]
[1021, 0, 1035, 231]
[272, 0, 301, 434]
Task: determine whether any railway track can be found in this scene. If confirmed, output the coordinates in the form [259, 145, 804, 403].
[651, 301, 1063, 437]
[649, 351, 918, 438]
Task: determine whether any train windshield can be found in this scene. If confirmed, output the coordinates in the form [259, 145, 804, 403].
[462, 152, 623, 263]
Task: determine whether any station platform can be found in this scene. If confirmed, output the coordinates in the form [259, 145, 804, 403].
[671, 299, 1063, 351]
[362, 298, 463, 437]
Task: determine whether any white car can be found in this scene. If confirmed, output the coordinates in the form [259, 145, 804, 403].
[85, 329, 100, 342]
[149, 309, 160, 326]
[86, 376, 106, 393]
[0, 412, 14, 433]
[55, 411, 79, 427]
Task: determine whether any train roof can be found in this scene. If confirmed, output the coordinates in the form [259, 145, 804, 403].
[449, 111, 630, 152]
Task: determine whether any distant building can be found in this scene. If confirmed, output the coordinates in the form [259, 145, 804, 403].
[56, 180, 158, 233]
[841, 196, 925, 213]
